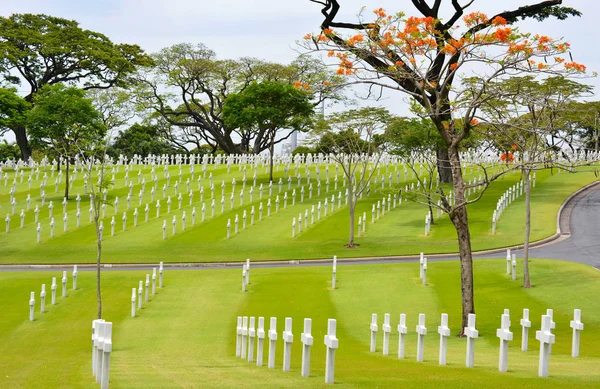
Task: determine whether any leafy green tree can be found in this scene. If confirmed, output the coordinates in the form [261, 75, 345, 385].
[136, 44, 342, 155]
[108, 123, 178, 159]
[27, 84, 104, 199]
[223, 81, 314, 181]
[291, 145, 315, 156]
[0, 87, 29, 134]
[0, 13, 152, 160]
[0, 140, 20, 162]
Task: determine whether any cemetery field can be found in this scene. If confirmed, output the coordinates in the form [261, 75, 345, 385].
[0, 163, 598, 265]
[1, 258, 599, 388]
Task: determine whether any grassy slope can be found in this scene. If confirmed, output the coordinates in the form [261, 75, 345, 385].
[0, 164, 598, 264]
[0, 258, 598, 388]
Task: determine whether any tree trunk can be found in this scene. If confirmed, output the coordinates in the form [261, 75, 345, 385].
[347, 179, 355, 247]
[436, 146, 452, 183]
[92, 192, 103, 320]
[65, 159, 70, 200]
[523, 169, 532, 288]
[447, 146, 475, 336]
[269, 141, 274, 182]
[13, 125, 32, 161]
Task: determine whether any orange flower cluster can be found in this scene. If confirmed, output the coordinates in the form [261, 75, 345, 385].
[494, 27, 512, 43]
[335, 53, 356, 76]
[508, 42, 533, 56]
[374, 8, 387, 18]
[470, 118, 479, 125]
[449, 63, 459, 71]
[491, 16, 507, 26]
[442, 38, 467, 55]
[463, 12, 488, 27]
[347, 34, 364, 46]
[500, 152, 515, 162]
[564, 61, 586, 72]
[293, 81, 311, 90]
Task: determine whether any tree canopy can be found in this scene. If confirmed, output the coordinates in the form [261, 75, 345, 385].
[27, 84, 104, 199]
[0, 13, 152, 159]
[108, 123, 178, 159]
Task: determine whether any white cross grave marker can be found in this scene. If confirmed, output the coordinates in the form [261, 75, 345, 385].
[536, 314, 555, 377]
[369, 313, 378, 352]
[465, 313, 478, 368]
[570, 309, 584, 358]
[397, 313, 407, 359]
[324, 319, 339, 384]
[416, 313, 427, 362]
[497, 312, 513, 372]
[438, 313, 450, 365]
[301, 318, 313, 377]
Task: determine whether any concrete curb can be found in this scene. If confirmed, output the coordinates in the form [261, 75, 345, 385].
[2, 179, 599, 270]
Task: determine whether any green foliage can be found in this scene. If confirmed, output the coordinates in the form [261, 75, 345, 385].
[291, 145, 314, 156]
[108, 123, 178, 159]
[0, 140, 20, 161]
[0, 87, 29, 131]
[0, 14, 152, 95]
[27, 84, 104, 154]
[313, 107, 391, 154]
[384, 117, 442, 157]
[223, 81, 314, 153]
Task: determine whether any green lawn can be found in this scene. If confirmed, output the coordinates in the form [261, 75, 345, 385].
[0, 258, 598, 388]
[0, 163, 598, 264]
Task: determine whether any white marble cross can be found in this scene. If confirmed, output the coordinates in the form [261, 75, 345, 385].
[570, 309, 584, 358]
[419, 252, 424, 279]
[73, 265, 78, 290]
[145, 274, 150, 302]
[159, 262, 164, 288]
[138, 281, 143, 309]
[62, 271, 67, 297]
[506, 249, 511, 275]
[438, 313, 450, 365]
[422, 260, 428, 286]
[131, 288, 136, 317]
[40, 284, 46, 313]
[29, 291, 35, 321]
[301, 318, 313, 377]
[268, 317, 278, 369]
[397, 313, 408, 359]
[51, 277, 57, 305]
[497, 312, 513, 372]
[511, 254, 517, 281]
[324, 318, 338, 384]
[99, 322, 113, 389]
[152, 268, 157, 295]
[546, 309, 556, 354]
[416, 313, 427, 362]
[382, 313, 391, 356]
[235, 316, 242, 357]
[464, 313, 478, 368]
[256, 317, 265, 367]
[248, 317, 256, 363]
[536, 314, 555, 377]
[369, 313, 378, 352]
[282, 317, 294, 372]
[520, 308, 531, 351]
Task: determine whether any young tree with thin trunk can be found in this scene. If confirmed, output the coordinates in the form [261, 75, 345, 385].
[313, 107, 390, 247]
[305, 0, 585, 334]
[476, 76, 593, 288]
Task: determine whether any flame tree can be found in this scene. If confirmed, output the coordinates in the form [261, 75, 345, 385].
[305, 0, 586, 334]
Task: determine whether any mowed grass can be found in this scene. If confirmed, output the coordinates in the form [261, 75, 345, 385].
[1, 258, 599, 388]
[0, 163, 598, 264]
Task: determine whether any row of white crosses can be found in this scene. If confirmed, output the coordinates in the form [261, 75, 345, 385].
[92, 319, 113, 389]
[130, 263, 164, 318]
[492, 175, 535, 234]
[29, 266, 77, 321]
[368, 307, 584, 378]
[506, 249, 518, 280]
[235, 316, 339, 384]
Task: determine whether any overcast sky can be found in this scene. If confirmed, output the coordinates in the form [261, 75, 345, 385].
[1, 0, 598, 142]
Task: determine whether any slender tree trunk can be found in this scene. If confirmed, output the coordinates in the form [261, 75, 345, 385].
[437, 146, 452, 183]
[447, 146, 475, 336]
[523, 169, 532, 288]
[13, 125, 32, 161]
[269, 140, 274, 182]
[347, 178, 355, 247]
[65, 159, 70, 200]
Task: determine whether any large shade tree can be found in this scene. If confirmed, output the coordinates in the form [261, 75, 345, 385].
[0, 13, 152, 160]
[223, 81, 314, 181]
[305, 0, 585, 334]
[135, 43, 343, 154]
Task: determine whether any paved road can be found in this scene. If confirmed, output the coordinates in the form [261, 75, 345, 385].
[3, 182, 599, 272]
